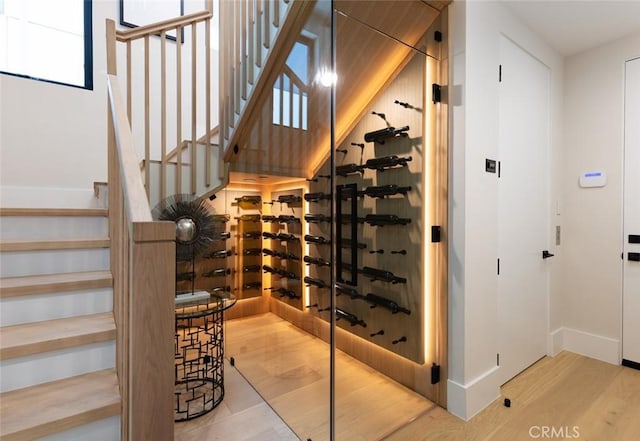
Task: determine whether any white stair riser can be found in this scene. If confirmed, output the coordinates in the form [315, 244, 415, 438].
[1, 288, 113, 326]
[0, 248, 109, 277]
[38, 416, 120, 441]
[0, 216, 108, 240]
[0, 341, 115, 393]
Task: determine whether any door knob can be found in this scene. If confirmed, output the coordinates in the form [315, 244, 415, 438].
[542, 250, 555, 259]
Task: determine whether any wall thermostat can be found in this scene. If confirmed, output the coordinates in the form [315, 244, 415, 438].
[579, 171, 606, 188]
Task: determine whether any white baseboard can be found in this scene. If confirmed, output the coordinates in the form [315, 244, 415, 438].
[0, 185, 100, 209]
[447, 365, 501, 421]
[549, 327, 620, 365]
[549, 327, 565, 356]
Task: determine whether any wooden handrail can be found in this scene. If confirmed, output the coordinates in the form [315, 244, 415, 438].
[107, 75, 153, 223]
[108, 2, 220, 204]
[221, 0, 307, 161]
[116, 10, 211, 42]
[161, 126, 220, 163]
[106, 66, 175, 441]
[282, 64, 308, 93]
[197, 124, 220, 145]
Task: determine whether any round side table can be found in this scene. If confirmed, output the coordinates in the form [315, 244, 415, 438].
[174, 290, 237, 421]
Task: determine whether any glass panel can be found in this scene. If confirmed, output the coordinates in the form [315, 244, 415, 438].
[333, 1, 443, 439]
[220, 1, 334, 440]
[286, 41, 310, 85]
[212, 1, 445, 439]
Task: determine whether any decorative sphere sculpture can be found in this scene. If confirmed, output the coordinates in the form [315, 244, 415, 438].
[176, 217, 197, 243]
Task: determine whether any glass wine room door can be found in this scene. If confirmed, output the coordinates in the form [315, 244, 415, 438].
[216, 0, 447, 439]
[217, 1, 335, 440]
[332, 1, 448, 440]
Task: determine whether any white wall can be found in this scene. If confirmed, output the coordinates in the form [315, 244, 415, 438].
[558, 32, 640, 363]
[448, 0, 564, 420]
[0, 0, 111, 207]
[0, 0, 218, 208]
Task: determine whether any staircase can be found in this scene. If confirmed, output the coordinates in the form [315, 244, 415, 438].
[1, 0, 287, 438]
[0, 208, 121, 441]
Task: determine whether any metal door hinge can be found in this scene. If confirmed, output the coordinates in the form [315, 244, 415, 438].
[431, 363, 441, 384]
[431, 226, 442, 243]
[432, 83, 442, 103]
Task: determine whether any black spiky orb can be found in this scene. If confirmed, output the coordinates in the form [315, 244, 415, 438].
[152, 194, 222, 261]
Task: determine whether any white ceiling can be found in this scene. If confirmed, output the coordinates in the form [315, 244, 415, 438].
[499, 0, 640, 56]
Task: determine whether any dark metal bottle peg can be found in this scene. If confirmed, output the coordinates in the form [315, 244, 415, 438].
[371, 111, 391, 128]
[370, 329, 385, 337]
[392, 336, 407, 345]
[369, 249, 384, 254]
[391, 249, 407, 255]
[306, 303, 318, 309]
[394, 99, 411, 108]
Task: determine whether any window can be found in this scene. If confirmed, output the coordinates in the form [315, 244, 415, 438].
[0, 0, 93, 89]
[273, 40, 309, 130]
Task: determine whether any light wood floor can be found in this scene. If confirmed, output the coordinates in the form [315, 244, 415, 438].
[384, 350, 640, 441]
[174, 359, 299, 441]
[223, 313, 434, 441]
[176, 313, 640, 441]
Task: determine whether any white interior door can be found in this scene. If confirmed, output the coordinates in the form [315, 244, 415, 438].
[498, 36, 550, 385]
[623, 57, 640, 367]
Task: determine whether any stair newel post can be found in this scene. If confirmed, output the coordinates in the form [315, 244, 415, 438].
[106, 19, 116, 77]
[130, 222, 175, 441]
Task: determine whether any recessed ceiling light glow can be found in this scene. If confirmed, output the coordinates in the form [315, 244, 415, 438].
[318, 69, 337, 87]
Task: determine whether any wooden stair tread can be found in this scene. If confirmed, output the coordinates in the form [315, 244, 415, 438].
[0, 208, 108, 217]
[0, 238, 110, 252]
[0, 270, 112, 298]
[0, 368, 120, 441]
[0, 312, 116, 360]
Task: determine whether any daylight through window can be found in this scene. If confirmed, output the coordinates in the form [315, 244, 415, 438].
[273, 40, 309, 130]
[0, 0, 92, 89]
